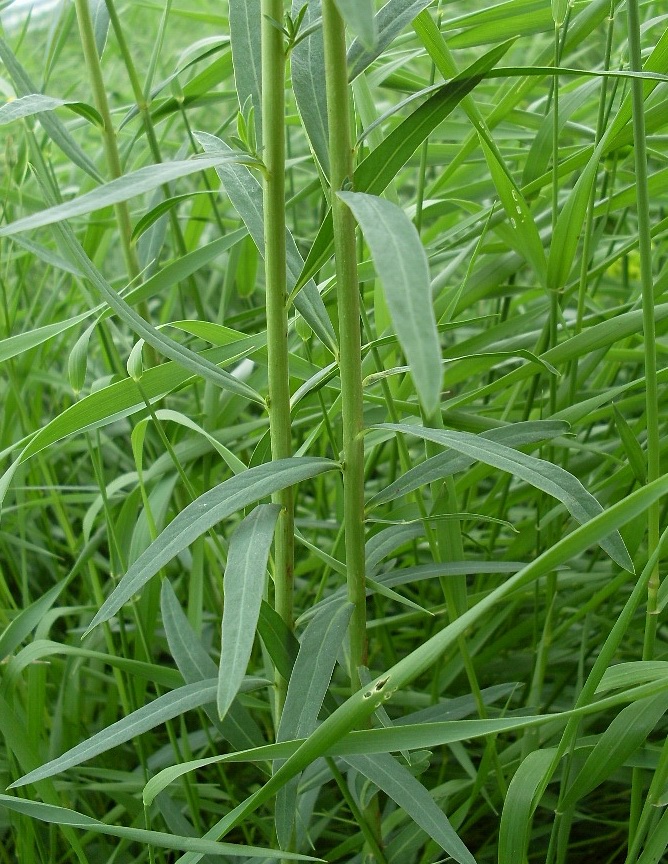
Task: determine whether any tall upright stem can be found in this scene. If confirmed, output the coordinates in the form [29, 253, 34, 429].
[261, 0, 294, 713]
[73, 0, 140, 284]
[627, 0, 660, 845]
[322, 0, 367, 691]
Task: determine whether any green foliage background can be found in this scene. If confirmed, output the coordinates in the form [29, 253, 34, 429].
[0, 1, 668, 862]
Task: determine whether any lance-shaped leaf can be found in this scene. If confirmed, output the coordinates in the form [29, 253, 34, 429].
[0, 155, 252, 237]
[339, 192, 441, 416]
[218, 504, 281, 720]
[275, 602, 353, 849]
[291, 0, 329, 174]
[375, 423, 633, 571]
[0, 94, 102, 127]
[347, 0, 436, 81]
[344, 753, 475, 864]
[0, 795, 317, 860]
[369, 420, 569, 507]
[229, 0, 262, 147]
[10, 680, 216, 787]
[84, 458, 337, 634]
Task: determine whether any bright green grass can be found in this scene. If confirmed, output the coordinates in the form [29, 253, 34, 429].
[1, 1, 668, 863]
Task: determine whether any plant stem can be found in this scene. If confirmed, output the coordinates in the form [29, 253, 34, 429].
[322, 0, 367, 693]
[261, 0, 294, 715]
[627, 0, 660, 844]
[73, 0, 140, 285]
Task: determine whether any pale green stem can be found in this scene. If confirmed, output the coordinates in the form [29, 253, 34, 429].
[73, 0, 140, 285]
[261, 0, 295, 716]
[322, 0, 367, 692]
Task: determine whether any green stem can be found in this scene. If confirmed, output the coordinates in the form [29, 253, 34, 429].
[261, 0, 295, 715]
[627, 0, 660, 845]
[73, 0, 140, 285]
[322, 0, 367, 692]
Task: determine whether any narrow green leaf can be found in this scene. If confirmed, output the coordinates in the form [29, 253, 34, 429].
[218, 505, 281, 720]
[257, 600, 300, 682]
[0, 37, 102, 180]
[339, 192, 441, 415]
[9, 681, 217, 787]
[333, 0, 376, 50]
[479, 139, 546, 284]
[347, 0, 435, 81]
[0, 795, 316, 860]
[369, 420, 570, 507]
[344, 752, 475, 864]
[613, 404, 646, 485]
[376, 423, 633, 571]
[0, 155, 253, 237]
[276, 602, 353, 849]
[0, 94, 102, 127]
[85, 458, 337, 634]
[0, 310, 91, 365]
[229, 0, 263, 148]
[0, 579, 68, 662]
[561, 692, 668, 809]
[89, 0, 110, 55]
[161, 580, 265, 753]
[291, 0, 329, 173]
[498, 749, 557, 864]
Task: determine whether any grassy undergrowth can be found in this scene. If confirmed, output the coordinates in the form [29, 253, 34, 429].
[1, 1, 668, 862]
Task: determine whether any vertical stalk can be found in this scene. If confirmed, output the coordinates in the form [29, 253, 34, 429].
[261, 0, 295, 714]
[322, 0, 367, 692]
[627, 0, 660, 844]
[73, 0, 140, 284]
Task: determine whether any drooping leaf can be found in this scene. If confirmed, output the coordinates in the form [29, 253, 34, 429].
[218, 505, 281, 720]
[339, 192, 441, 415]
[369, 420, 569, 507]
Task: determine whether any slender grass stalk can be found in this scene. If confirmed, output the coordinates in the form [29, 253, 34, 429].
[626, 0, 661, 844]
[73, 0, 140, 285]
[261, 0, 295, 715]
[321, 0, 367, 692]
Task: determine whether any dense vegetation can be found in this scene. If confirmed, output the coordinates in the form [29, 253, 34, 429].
[1, 1, 668, 862]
